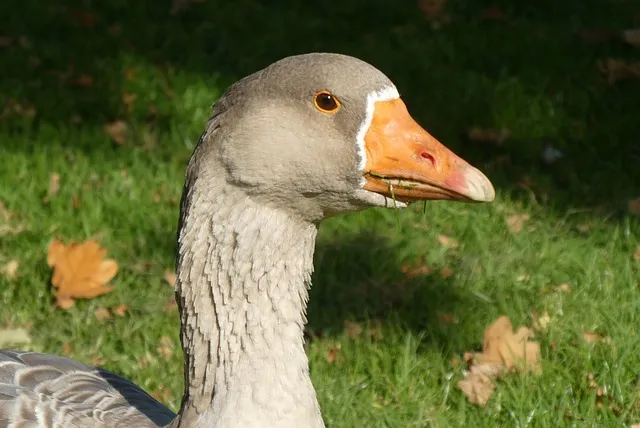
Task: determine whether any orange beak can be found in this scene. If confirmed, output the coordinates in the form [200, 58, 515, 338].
[363, 99, 495, 203]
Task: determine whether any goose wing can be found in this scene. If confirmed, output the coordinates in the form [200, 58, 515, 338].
[0, 350, 175, 428]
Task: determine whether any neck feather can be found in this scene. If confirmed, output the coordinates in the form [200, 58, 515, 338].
[170, 169, 324, 428]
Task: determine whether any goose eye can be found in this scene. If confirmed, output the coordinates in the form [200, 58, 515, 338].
[314, 91, 340, 113]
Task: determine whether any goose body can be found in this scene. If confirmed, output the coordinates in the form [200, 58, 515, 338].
[0, 53, 494, 428]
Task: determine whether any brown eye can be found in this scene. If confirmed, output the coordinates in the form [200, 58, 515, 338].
[314, 91, 340, 113]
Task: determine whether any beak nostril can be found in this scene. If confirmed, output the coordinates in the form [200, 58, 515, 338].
[420, 151, 436, 167]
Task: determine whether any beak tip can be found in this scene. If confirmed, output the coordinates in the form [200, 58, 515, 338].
[463, 167, 496, 203]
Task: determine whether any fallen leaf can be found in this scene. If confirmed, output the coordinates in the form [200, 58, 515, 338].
[0, 36, 12, 48]
[633, 248, 640, 261]
[94, 307, 111, 323]
[583, 331, 611, 345]
[2, 260, 19, 279]
[440, 267, 454, 279]
[164, 270, 177, 287]
[417, 0, 446, 19]
[506, 214, 530, 233]
[401, 265, 431, 277]
[622, 29, 640, 47]
[344, 320, 363, 338]
[122, 92, 137, 111]
[104, 120, 128, 145]
[481, 6, 506, 21]
[0, 327, 31, 348]
[157, 336, 174, 359]
[598, 59, 640, 84]
[438, 312, 457, 325]
[43, 172, 60, 203]
[47, 239, 119, 309]
[437, 234, 459, 248]
[326, 343, 341, 364]
[62, 342, 73, 355]
[73, 74, 94, 87]
[112, 304, 128, 317]
[578, 28, 617, 43]
[467, 128, 510, 146]
[532, 310, 551, 333]
[458, 316, 541, 406]
[629, 198, 640, 216]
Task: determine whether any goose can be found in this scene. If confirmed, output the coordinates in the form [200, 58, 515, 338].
[0, 53, 495, 428]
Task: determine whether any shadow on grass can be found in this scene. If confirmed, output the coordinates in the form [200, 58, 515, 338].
[308, 233, 474, 350]
[2, 0, 638, 213]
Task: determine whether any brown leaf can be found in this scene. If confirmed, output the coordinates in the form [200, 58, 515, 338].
[73, 75, 94, 87]
[47, 239, 119, 309]
[440, 267, 454, 279]
[157, 336, 174, 359]
[458, 316, 541, 406]
[104, 120, 128, 145]
[43, 172, 60, 203]
[122, 92, 137, 111]
[401, 264, 431, 277]
[578, 28, 617, 43]
[62, 342, 73, 355]
[480, 6, 506, 21]
[622, 29, 640, 47]
[583, 331, 611, 345]
[506, 214, 530, 233]
[164, 270, 177, 287]
[598, 59, 640, 84]
[457, 362, 502, 406]
[0, 37, 13, 48]
[94, 307, 111, 323]
[633, 248, 640, 261]
[112, 304, 128, 317]
[467, 128, 510, 146]
[532, 310, 551, 333]
[417, 0, 446, 19]
[629, 198, 640, 216]
[437, 234, 459, 248]
[2, 260, 19, 279]
[326, 343, 341, 364]
[344, 320, 363, 338]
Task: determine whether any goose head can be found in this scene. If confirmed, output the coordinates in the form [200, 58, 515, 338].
[204, 53, 495, 221]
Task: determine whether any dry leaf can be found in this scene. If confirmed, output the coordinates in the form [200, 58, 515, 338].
[344, 320, 363, 338]
[629, 198, 640, 216]
[47, 239, 119, 309]
[122, 92, 137, 111]
[94, 307, 111, 323]
[62, 342, 73, 355]
[401, 265, 431, 277]
[633, 248, 640, 261]
[622, 29, 640, 47]
[481, 6, 506, 21]
[112, 304, 128, 317]
[437, 234, 459, 248]
[104, 120, 128, 145]
[458, 316, 541, 406]
[43, 172, 60, 203]
[2, 260, 19, 279]
[578, 28, 617, 43]
[164, 270, 177, 287]
[157, 336, 174, 359]
[467, 128, 510, 145]
[326, 343, 341, 364]
[73, 74, 94, 87]
[440, 267, 454, 279]
[532, 310, 551, 333]
[583, 331, 611, 345]
[417, 0, 446, 19]
[0, 327, 31, 348]
[506, 214, 530, 233]
[598, 59, 640, 84]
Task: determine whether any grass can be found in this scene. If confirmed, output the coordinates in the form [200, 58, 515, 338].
[0, 0, 639, 426]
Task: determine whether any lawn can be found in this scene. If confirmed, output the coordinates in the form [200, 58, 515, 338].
[1, 0, 639, 426]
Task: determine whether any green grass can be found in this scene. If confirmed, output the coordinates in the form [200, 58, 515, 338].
[1, 0, 639, 426]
